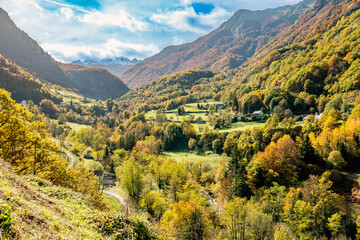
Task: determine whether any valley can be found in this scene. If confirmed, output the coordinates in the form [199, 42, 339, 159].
[0, 0, 360, 239]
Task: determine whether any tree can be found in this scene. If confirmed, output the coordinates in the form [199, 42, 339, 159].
[274, 225, 295, 240]
[188, 138, 197, 151]
[177, 106, 186, 115]
[327, 213, 342, 237]
[183, 123, 196, 140]
[248, 135, 301, 187]
[287, 200, 315, 240]
[249, 211, 273, 240]
[117, 158, 144, 202]
[212, 139, 222, 154]
[164, 123, 184, 150]
[327, 151, 346, 169]
[40, 99, 59, 118]
[242, 94, 263, 114]
[223, 197, 248, 240]
[232, 95, 239, 111]
[0, 89, 105, 208]
[169, 200, 212, 240]
[140, 191, 168, 220]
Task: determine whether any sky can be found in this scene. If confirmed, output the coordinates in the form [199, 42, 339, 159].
[0, 0, 302, 63]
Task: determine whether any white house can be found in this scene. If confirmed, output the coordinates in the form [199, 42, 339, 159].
[315, 113, 323, 120]
[252, 110, 264, 116]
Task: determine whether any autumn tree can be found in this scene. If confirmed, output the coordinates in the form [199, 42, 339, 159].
[248, 135, 301, 187]
[166, 200, 212, 240]
[40, 99, 59, 118]
[223, 197, 248, 240]
[140, 191, 168, 220]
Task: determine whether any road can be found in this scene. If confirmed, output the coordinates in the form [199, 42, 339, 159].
[59, 140, 128, 212]
[65, 151, 76, 168]
[103, 187, 129, 213]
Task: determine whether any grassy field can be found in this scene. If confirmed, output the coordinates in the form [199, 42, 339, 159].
[51, 88, 96, 108]
[51, 89, 83, 103]
[144, 100, 269, 134]
[67, 122, 92, 131]
[145, 100, 222, 122]
[162, 150, 221, 167]
[218, 121, 265, 132]
[0, 160, 104, 239]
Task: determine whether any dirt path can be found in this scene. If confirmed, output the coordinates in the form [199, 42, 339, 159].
[65, 151, 76, 169]
[103, 187, 129, 213]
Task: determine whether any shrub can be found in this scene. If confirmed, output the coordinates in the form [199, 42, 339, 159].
[93, 213, 158, 239]
[0, 201, 14, 236]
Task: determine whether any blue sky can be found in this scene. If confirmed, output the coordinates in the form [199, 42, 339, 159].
[0, 0, 302, 63]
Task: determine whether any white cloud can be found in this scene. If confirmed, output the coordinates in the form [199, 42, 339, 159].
[150, 7, 231, 33]
[172, 36, 186, 46]
[41, 39, 160, 62]
[79, 9, 148, 32]
[60, 8, 74, 20]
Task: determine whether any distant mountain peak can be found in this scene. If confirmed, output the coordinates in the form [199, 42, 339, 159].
[71, 57, 142, 66]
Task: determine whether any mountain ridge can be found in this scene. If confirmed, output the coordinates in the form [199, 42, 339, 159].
[121, 0, 315, 88]
[72, 57, 142, 66]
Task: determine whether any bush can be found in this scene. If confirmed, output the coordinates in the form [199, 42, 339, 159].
[83, 147, 95, 159]
[0, 201, 14, 236]
[71, 147, 81, 156]
[93, 213, 157, 239]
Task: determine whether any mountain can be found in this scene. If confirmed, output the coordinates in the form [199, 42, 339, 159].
[71, 57, 142, 78]
[244, 0, 360, 67]
[121, 0, 315, 88]
[0, 8, 129, 100]
[0, 54, 61, 104]
[62, 64, 129, 100]
[236, 0, 360, 96]
[72, 57, 142, 66]
[0, 8, 68, 86]
[120, 0, 360, 116]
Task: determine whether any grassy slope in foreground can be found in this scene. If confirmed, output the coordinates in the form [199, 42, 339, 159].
[0, 160, 103, 239]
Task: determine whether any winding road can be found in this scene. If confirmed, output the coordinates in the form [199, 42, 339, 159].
[103, 187, 129, 213]
[65, 151, 76, 169]
[59, 141, 128, 211]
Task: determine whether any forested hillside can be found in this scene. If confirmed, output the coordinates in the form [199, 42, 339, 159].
[121, 0, 315, 87]
[0, 8, 68, 86]
[0, 89, 158, 239]
[62, 64, 129, 100]
[223, 0, 360, 116]
[0, 54, 61, 104]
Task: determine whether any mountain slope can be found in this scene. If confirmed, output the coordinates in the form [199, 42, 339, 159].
[0, 54, 61, 104]
[0, 8, 129, 100]
[119, 69, 217, 111]
[244, 0, 360, 67]
[245, 3, 360, 95]
[0, 159, 158, 239]
[217, 0, 360, 116]
[62, 64, 129, 100]
[0, 8, 68, 86]
[121, 0, 315, 88]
